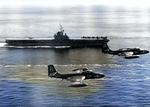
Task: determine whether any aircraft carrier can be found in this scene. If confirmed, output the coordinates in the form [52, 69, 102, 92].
[5, 26, 109, 48]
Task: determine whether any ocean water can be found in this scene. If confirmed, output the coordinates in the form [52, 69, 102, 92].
[0, 5, 150, 106]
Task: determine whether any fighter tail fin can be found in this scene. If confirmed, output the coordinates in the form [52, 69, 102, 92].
[102, 43, 111, 53]
[48, 65, 60, 77]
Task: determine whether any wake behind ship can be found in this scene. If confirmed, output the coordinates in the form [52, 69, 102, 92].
[5, 26, 109, 48]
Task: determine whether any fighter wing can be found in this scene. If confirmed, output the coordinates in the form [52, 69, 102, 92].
[118, 52, 133, 56]
[124, 52, 140, 59]
[72, 69, 82, 73]
[67, 76, 85, 84]
[72, 68, 88, 73]
[123, 52, 134, 56]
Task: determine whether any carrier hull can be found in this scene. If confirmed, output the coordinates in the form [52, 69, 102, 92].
[5, 38, 109, 47]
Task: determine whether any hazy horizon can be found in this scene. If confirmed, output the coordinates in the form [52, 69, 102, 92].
[0, 0, 150, 8]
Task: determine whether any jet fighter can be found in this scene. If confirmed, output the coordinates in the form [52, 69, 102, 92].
[102, 43, 149, 59]
[48, 65, 105, 87]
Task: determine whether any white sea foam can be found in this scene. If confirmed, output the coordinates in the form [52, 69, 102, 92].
[0, 63, 149, 68]
[0, 78, 21, 81]
[0, 43, 7, 47]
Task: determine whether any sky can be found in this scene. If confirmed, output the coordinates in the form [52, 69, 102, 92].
[0, 0, 150, 7]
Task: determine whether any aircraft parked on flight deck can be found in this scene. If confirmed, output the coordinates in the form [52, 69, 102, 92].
[48, 65, 105, 87]
[102, 43, 149, 59]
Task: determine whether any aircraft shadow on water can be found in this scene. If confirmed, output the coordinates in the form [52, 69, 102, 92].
[102, 43, 149, 59]
[48, 65, 105, 87]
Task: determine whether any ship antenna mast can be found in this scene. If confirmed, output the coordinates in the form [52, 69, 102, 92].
[59, 25, 64, 32]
